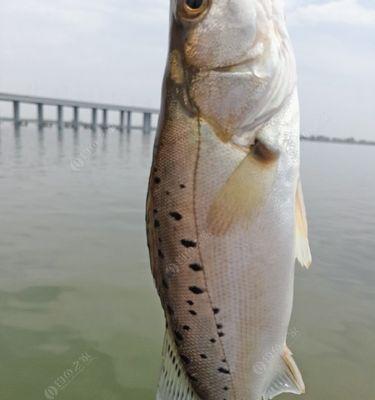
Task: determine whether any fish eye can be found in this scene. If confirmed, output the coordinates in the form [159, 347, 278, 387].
[182, 0, 209, 19]
[186, 0, 203, 8]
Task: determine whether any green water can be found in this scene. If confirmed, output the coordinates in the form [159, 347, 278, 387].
[0, 126, 374, 399]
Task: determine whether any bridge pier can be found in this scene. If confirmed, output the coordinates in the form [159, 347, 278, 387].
[73, 106, 79, 130]
[57, 105, 63, 130]
[120, 110, 125, 131]
[37, 103, 44, 128]
[143, 112, 151, 134]
[127, 111, 132, 133]
[102, 109, 108, 129]
[92, 108, 97, 130]
[13, 101, 20, 127]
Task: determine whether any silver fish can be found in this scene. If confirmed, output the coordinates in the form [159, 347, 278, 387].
[146, 0, 312, 399]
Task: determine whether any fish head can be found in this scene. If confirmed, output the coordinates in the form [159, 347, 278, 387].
[169, 0, 296, 143]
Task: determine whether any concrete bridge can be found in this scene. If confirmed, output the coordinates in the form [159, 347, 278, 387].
[0, 92, 159, 133]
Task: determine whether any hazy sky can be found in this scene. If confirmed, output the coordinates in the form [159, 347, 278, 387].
[0, 0, 374, 139]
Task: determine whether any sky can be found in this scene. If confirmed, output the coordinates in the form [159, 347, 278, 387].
[0, 0, 374, 139]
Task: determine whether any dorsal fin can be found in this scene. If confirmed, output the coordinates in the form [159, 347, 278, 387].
[295, 180, 312, 268]
[156, 329, 200, 400]
[263, 346, 305, 400]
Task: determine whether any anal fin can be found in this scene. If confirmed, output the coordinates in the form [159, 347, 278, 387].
[263, 346, 305, 400]
[156, 329, 200, 400]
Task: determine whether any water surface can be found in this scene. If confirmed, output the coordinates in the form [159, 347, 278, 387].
[0, 125, 374, 400]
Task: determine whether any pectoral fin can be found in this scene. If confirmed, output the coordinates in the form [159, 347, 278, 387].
[263, 346, 305, 400]
[295, 180, 312, 268]
[207, 140, 279, 236]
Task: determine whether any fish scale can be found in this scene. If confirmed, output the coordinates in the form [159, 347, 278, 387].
[147, 95, 234, 399]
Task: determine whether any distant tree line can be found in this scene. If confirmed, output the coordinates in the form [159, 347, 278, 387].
[301, 134, 375, 146]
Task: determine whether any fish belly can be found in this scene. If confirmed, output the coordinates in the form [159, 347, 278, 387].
[194, 121, 298, 399]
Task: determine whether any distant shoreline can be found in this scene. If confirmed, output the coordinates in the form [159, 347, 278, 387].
[301, 135, 375, 147]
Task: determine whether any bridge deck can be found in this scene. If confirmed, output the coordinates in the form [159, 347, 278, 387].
[0, 92, 158, 114]
[0, 92, 159, 132]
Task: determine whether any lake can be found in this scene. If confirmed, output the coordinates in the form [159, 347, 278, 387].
[0, 125, 374, 400]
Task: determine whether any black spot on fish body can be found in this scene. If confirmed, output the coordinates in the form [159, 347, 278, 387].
[218, 332, 225, 337]
[162, 279, 169, 289]
[218, 367, 230, 374]
[181, 355, 191, 365]
[169, 212, 183, 221]
[189, 286, 204, 294]
[187, 373, 197, 382]
[189, 263, 203, 272]
[167, 305, 174, 316]
[153, 209, 158, 214]
[181, 239, 197, 248]
[200, 354, 207, 359]
[154, 219, 160, 228]
[217, 324, 223, 329]
[180, 184, 186, 189]
[210, 338, 216, 343]
[187, 300, 194, 306]
[213, 308, 220, 314]
[158, 249, 164, 259]
[174, 331, 183, 341]
[182, 325, 190, 331]
[154, 177, 161, 184]
[189, 310, 197, 316]
[223, 386, 229, 391]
